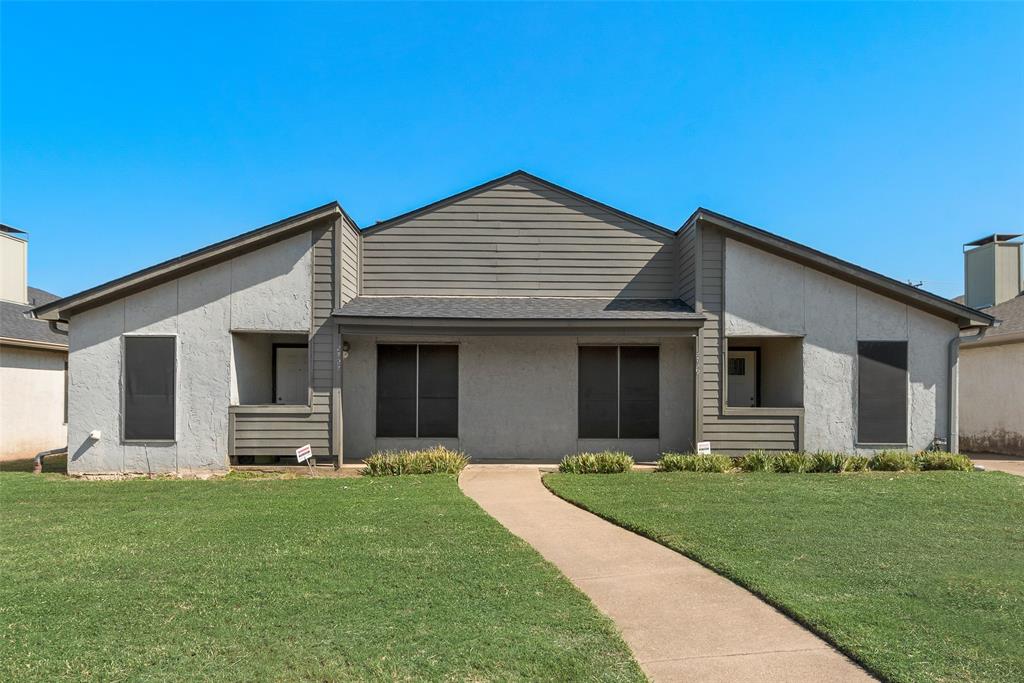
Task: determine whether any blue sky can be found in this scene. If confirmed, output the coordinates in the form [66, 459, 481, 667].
[3, 2, 1022, 300]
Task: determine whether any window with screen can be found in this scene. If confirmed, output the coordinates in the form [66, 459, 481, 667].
[376, 344, 458, 438]
[123, 336, 176, 441]
[857, 341, 908, 444]
[578, 346, 659, 439]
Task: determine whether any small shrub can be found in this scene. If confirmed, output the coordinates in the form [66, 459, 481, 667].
[657, 453, 734, 473]
[559, 452, 634, 474]
[869, 450, 918, 472]
[737, 450, 778, 472]
[916, 451, 973, 471]
[775, 451, 815, 473]
[811, 451, 847, 473]
[362, 446, 469, 476]
[844, 455, 871, 472]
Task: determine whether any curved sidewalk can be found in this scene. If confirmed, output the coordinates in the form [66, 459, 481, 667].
[459, 465, 872, 683]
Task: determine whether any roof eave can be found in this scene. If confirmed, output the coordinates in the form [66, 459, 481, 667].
[31, 202, 345, 323]
[336, 315, 704, 336]
[693, 209, 996, 330]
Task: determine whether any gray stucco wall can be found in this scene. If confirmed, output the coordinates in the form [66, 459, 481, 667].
[723, 238, 957, 452]
[67, 232, 313, 474]
[341, 334, 694, 462]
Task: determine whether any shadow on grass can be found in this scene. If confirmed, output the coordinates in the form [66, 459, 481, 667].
[0, 454, 67, 474]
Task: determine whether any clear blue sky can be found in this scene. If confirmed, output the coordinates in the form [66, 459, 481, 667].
[3, 2, 1022, 300]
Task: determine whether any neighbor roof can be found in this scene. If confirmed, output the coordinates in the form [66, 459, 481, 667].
[685, 208, 995, 329]
[31, 202, 345, 322]
[1, 287, 68, 349]
[962, 293, 1024, 347]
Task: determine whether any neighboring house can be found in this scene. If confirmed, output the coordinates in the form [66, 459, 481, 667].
[0, 225, 68, 461]
[957, 234, 1024, 456]
[30, 172, 993, 474]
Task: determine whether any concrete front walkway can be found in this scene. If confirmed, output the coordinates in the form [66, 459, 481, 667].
[968, 452, 1024, 476]
[459, 466, 872, 683]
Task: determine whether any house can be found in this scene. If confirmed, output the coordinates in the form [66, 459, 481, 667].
[1, 225, 68, 461]
[958, 234, 1023, 456]
[30, 172, 993, 474]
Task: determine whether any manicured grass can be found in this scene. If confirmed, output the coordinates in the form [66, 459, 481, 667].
[545, 471, 1024, 683]
[0, 473, 643, 682]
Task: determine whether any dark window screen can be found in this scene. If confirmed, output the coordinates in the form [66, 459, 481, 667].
[418, 345, 458, 437]
[857, 341, 908, 444]
[377, 345, 417, 437]
[579, 346, 618, 438]
[620, 346, 659, 438]
[124, 336, 175, 440]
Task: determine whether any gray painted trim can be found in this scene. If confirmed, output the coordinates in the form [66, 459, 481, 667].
[31, 203, 344, 322]
[332, 324, 343, 462]
[337, 317, 703, 338]
[683, 209, 994, 329]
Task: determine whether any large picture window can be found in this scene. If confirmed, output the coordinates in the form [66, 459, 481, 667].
[123, 336, 176, 441]
[857, 341, 908, 444]
[578, 346, 659, 439]
[376, 344, 458, 438]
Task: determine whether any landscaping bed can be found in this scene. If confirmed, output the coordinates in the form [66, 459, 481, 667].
[545, 470, 1024, 683]
[0, 472, 643, 682]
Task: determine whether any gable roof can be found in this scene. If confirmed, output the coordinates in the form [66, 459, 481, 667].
[686, 208, 994, 329]
[1, 287, 68, 349]
[360, 170, 674, 237]
[31, 202, 345, 322]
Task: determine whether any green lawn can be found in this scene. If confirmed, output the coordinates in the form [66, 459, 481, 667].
[545, 471, 1024, 683]
[0, 473, 643, 682]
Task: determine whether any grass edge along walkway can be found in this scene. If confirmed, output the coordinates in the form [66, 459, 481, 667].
[544, 471, 1024, 683]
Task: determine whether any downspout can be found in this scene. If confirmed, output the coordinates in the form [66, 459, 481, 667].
[949, 324, 990, 453]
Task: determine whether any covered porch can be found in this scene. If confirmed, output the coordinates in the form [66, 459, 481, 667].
[334, 296, 704, 463]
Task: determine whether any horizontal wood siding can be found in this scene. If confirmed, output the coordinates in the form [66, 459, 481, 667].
[698, 222, 800, 453]
[362, 178, 675, 297]
[308, 224, 334, 460]
[676, 225, 696, 307]
[230, 406, 331, 459]
[340, 217, 360, 303]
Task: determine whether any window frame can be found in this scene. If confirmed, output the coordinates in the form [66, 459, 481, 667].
[121, 334, 178, 444]
[375, 343, 459, 439]
[855, 340, 909, 447]
[577, 344, 660, 440]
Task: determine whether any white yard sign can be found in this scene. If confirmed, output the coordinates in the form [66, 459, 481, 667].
[295, 444, 313, 463]
[696, 441, 712, 454]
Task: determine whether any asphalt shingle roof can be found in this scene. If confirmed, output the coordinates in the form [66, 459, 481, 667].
[982, 294, 1024, 338]
[335, 296, 701, 320]
[1, 287, 68, 346]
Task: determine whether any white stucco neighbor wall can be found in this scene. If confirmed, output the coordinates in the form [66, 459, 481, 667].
[341, 335, 695, 462]
[0, 346, 67, 460]
[960, 342, 1024, 456]
[67, 232, 313, 474]
[724, 238, 957, 453]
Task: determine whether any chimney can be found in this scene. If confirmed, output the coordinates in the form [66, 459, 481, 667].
[0, 224, 29, 305]
[963, 233, 1023, 309]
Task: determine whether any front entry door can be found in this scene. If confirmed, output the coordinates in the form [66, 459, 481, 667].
[274, 345, 308, 404]
[727, 350, 758, 407]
